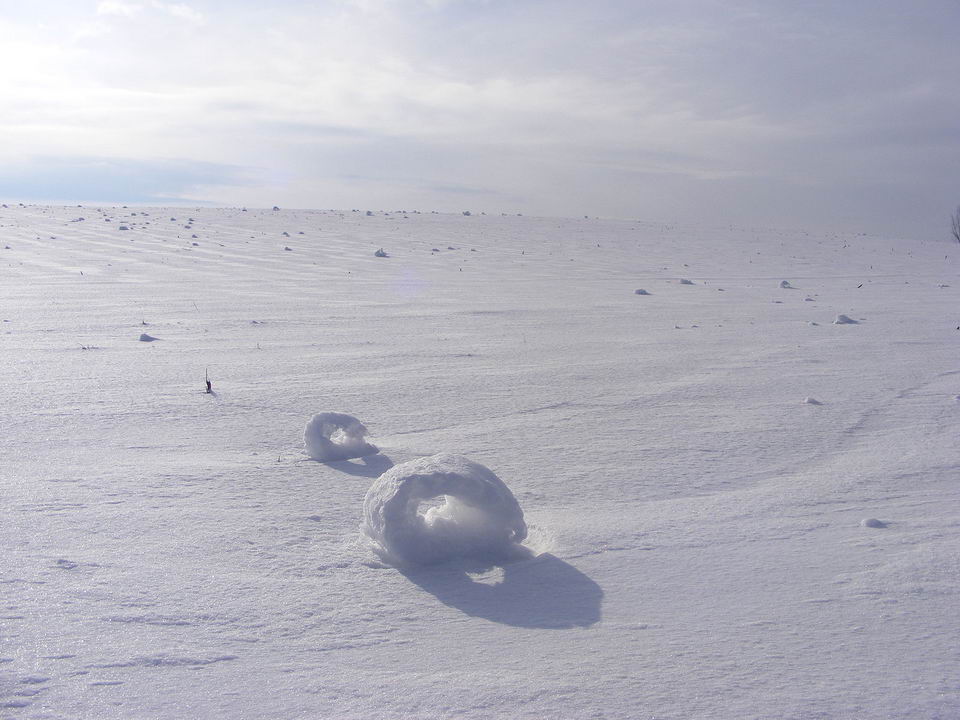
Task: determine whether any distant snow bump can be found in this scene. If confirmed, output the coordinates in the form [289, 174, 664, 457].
[362, 453, 527, 566]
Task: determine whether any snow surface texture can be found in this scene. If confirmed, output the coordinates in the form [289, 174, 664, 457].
[304, 412, 378, 462]
[2, 206, 959, 719]
[362, 453, 527, 565]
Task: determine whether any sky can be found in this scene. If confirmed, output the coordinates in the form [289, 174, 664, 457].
[1, 0, 958, 238]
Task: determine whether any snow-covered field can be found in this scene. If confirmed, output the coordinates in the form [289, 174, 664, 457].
[2, 205, 958, 719]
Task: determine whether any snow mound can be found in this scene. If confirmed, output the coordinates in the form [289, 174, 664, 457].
[861, 518, 887, 528]
[304, 412, 378, 462]
[834, 314, 858, 324]
[803, 397, 822, 405]
[362, 453, 528, 566]
[634, 288, 650, 295]
[138, 333, 158, 342]
[780, 280, 793, 288]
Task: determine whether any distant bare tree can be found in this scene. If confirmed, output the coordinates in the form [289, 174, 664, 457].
[953, 205, 960, 243]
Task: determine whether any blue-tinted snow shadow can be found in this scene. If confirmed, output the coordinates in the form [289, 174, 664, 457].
[322, 453, 394, 478]
[402, 552, 603, 629]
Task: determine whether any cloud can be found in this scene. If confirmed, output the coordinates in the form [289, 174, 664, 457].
[96, 1, 142, 17]
[97, 0, 203, 24]
[0, 0, 957, 236]
[0, 156, 255, 204]
[156, 1, 204, 24]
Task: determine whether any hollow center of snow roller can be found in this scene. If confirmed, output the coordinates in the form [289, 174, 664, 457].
[414, 495, 495, 537]
[328, 426, 349, 445]
[416, 496, 448, 517]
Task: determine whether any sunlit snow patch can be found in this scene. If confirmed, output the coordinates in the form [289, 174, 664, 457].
[362, 453, 528, 566]
[304, 412, 378, 462]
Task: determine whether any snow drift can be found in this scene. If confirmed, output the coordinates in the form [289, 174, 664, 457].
[362, 453, 528, 566]
[304, 412, 378, 462]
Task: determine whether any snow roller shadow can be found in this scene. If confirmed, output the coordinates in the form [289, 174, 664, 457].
[325, 453, 394, 478]
[402, 552, 603, 629]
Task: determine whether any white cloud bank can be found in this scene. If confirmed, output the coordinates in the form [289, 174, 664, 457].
[97, 0, 203, 23]
[1, 0, 958, 237]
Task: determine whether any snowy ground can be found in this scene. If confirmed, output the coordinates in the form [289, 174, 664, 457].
[2, 205, 958, 719]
